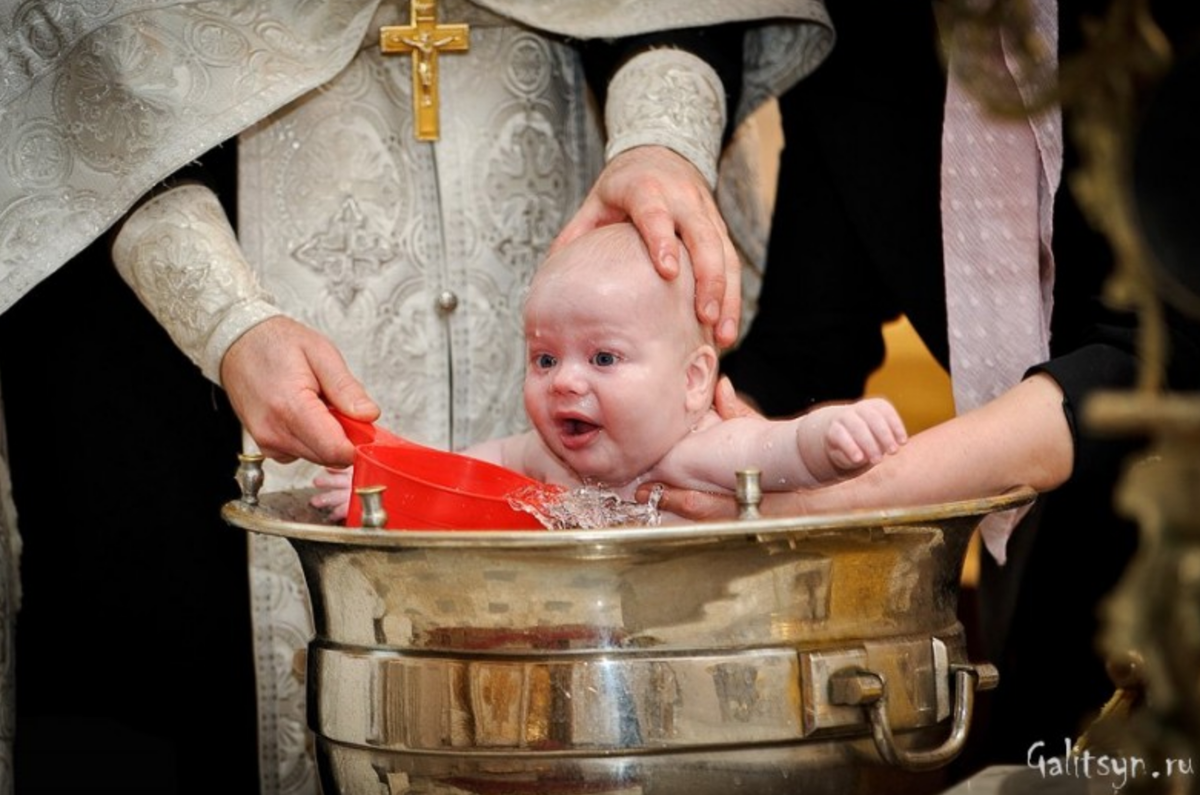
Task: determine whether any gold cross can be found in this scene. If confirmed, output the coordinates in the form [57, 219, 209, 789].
[380, 1, 470, 141]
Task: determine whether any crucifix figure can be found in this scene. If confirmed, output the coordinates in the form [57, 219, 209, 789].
[380, 0, 470, 141]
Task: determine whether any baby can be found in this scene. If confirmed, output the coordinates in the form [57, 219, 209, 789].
[315, 223, 906, 518]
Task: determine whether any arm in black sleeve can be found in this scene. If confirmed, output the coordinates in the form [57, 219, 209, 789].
[1031, 302, 1200, 485]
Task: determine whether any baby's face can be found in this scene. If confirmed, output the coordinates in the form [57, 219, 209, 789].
[522, 235, 703, 487]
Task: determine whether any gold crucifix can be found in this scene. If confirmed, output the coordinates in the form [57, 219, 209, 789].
[380, 0, 470, 141]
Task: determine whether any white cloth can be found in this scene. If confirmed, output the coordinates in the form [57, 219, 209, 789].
[940, 0, 1062, 565]
[4, 3, 835, 793]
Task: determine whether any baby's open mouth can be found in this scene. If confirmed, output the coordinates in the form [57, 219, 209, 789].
[556, 415, 601, 450]
[561, 417, 599, 437]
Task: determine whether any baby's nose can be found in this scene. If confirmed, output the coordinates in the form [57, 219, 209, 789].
[551, 361, 588, 394]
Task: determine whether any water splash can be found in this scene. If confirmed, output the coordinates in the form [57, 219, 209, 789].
[508, 484, 663, 530]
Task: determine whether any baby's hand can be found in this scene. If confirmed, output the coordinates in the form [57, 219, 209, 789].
[824, 398, 908, 471]
[310, 466, 354, 522]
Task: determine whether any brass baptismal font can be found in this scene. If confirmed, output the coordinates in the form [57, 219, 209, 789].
[227, 452, 1029, 794]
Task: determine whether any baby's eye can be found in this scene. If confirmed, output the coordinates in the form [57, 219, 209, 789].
[591, 351, 618, 367]
[533, 353, 557, 369]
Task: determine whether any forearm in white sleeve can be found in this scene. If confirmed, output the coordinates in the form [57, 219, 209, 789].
[604, 48, 727, 189]
[110, 183, 283, 385]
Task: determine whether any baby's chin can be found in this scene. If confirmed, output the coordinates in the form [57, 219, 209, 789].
[550, 435, 673, 494]
[566, 457, 661, 494]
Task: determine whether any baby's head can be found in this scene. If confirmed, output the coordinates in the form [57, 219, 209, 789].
[522, 223, 718, 487]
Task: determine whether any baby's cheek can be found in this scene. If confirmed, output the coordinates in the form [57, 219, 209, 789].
[523, 389, 554, 437]
[522, 378, 542, 413]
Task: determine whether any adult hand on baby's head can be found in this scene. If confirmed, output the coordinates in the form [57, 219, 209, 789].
[310, 466, 354, 522]
[221, 316, 380, 467]
[550, 146, 742, 347]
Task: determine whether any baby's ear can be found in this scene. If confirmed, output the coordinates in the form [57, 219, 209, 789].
[684, 344, 719, 414]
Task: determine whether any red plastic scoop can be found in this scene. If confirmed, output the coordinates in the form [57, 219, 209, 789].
[335, 412, 413, 447]
[334, 412, 558, 531]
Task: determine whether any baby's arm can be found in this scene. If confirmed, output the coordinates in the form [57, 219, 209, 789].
[656, 398, 907, 492]
[794, 398, 908, 483]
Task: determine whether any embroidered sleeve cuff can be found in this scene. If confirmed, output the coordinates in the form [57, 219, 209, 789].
[605, 48, 726, 190]
[111, 183, 284, 384]
[204, 299, 284, 386]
